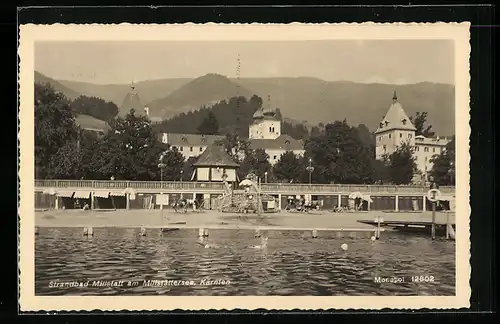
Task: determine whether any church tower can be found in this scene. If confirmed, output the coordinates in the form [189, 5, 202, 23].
[120, 82, 142, 115]
[248, 95, 281, 140]
[375, 91, 416, 160]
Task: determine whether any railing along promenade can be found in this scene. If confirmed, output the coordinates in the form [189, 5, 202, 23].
[35, 179, 455, 195]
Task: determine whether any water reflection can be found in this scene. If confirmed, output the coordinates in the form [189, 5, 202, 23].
[35, 228, 455, 296]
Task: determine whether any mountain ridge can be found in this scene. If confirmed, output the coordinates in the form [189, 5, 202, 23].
[34, 71, 82, 100]
[35, 71, 455, 134]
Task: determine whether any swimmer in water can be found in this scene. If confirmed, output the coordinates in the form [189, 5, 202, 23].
[196, 238, 221, 249]
[247, 236, 268, 249]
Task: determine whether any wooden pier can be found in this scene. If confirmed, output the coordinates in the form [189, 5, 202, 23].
[357, 219, 455, 240]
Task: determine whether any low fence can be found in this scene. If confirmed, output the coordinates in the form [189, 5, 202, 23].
[34, 179, 455, 195]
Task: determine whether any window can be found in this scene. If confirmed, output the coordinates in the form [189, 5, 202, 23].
[424, 147, 429, 152]
[172, 146, 177, 150]
[432, 148, 435, 153]
[416, 146, 419, 151]
[402, 119, 407, 125]
[399, 133, 403, 138]
[408, 134, 412, 139]
[269, 127, 272, 132]
[273, 155, 277, 160]
[199, 147, 203, 152]
[190, 147, 193, 152]
[383, 145, 387, 151]
[425, 157, 428, 163]
[180, 146, 183, 152]
[389, 134, 392, 139]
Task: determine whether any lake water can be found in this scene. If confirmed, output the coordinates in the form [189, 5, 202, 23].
[35, 228, 455, 296]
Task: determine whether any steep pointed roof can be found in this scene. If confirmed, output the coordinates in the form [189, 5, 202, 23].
[253, 107, 264, 119]
[375, 91, 416, 134]
[193, 144, 240, 168]
[252, 94, 279, 121]
[120, 83, 142, 115]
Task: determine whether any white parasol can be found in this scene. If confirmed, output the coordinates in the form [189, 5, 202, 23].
[42, 188, 56, 195]
[239, 179, 254, 187]
[349, 191, 373, 203]
[348, 191, 364, 199]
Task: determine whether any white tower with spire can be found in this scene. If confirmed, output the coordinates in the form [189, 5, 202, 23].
[375, 91, 416, 160]
[248, 95, 281, 140]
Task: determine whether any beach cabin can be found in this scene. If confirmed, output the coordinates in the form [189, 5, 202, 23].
[190, 144, 240, 208]
[191, 144, 240, 182]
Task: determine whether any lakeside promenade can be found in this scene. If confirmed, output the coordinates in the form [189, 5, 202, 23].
[35, 179, 456, 212]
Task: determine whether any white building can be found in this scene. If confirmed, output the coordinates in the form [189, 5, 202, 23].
[375, 91, 450, 181]
[160, 133, 226, 159]
[248, 97, 305, 164]
[161, 97, 305, 165]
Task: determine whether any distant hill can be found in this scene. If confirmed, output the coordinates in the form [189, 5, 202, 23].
[146, 74, 253, 119]
[56, 77, 191, 108]
[42, 71, 455, 135]
[233, 77, 455, 135]
[148, 75, 454, 134]
[34, 71, 81, 100]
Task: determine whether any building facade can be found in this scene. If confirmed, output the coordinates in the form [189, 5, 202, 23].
[375, 92, 450, 181]
[161, 133, 225, 159]
[161, 97, 305, 165]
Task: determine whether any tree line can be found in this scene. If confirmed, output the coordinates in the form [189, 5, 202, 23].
[35, 83, 455, 185]
[153, 95, 314, 141]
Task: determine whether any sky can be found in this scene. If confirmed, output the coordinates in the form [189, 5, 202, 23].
[35, 40, 454, 85]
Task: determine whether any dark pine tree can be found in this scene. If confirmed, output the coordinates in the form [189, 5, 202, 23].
[71, 95, 119, 122]
[409, 112, 435, 137]
[386, 142, 417, 185]
[273, 151, 303, 182]
[429, 137, 455, 185]
[304, 120, 374, 184]
[197, 111, 220, 135]
[35, 83, 79, 179]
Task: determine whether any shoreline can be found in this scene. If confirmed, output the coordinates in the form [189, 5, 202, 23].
[35, 209, 455, 229]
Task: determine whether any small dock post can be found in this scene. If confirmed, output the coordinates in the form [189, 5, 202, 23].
[375, 215, 383, 239]
[140, 226, 147, 237]
[431, 202, 436, 240]
[312, 229, 318, 238]
[198, 228, 209, 237]
[83, 227, 94, 236]
[445, 212, 450, 240]
[254, 229, 261, 238]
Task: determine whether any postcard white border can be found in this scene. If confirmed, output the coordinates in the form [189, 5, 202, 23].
[19, 22, 471, 311]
